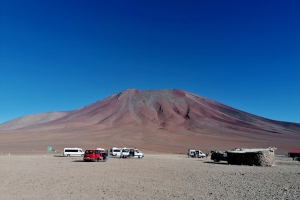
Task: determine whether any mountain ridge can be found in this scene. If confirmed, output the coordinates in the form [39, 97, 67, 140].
[1, 88, 299, 155]
[1, 88, 299, 133]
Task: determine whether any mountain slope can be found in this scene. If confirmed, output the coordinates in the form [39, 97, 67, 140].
[0, 89, 299, 154]
[3, 88, 298, 133]
[0, 112, 69, 131]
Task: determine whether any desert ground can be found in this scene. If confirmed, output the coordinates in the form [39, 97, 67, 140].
[1, 153, 299, 200]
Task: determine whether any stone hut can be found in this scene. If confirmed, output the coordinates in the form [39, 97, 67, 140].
[226, 147, 276, 167]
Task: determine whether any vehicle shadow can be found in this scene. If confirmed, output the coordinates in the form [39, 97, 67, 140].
[72, 160, 108, 162]
[202, 161, 229, 165]
[72, 160, 85, 162]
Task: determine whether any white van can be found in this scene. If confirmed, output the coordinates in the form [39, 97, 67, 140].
[63, 148, 84, 157]
[110, 147, 121, 156]
[129, 148, 144, 158]
[109, 147, 130, 157]
[187, 149, 206, 158]
[120, 147, 130, 157]
[110, 147, 144, 158]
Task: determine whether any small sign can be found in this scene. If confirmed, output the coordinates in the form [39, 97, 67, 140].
[47, 146, 52, 151]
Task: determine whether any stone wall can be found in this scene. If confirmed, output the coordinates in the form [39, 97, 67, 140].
[227, 151, 275, 166]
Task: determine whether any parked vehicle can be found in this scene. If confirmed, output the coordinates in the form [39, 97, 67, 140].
[129, 148, 144, 158]
[97, 148, 107, 154]
[187, 149, 206, 158]
[109, 147, 129, 157]
[63, 148, 84, 157]
[210, 150, 228, 162]
[110, 147, 144, 158]
[83, 150, 103, 162]
[110, 147, 121, 156]
[120, 147, 130, 157]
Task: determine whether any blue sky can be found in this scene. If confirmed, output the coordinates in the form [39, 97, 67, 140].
[1, 0, 299, 124]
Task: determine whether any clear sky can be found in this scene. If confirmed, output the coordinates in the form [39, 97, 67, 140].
[1, 0, 299, 124]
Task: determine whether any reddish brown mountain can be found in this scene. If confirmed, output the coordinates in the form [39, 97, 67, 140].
[1, 89, 299, 154]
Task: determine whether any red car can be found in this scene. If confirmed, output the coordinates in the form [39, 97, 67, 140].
[83, 150, 103, 162]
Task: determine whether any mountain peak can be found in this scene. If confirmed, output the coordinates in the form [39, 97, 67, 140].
[1, 89, 299, 134]
[1, 89, 299, 154]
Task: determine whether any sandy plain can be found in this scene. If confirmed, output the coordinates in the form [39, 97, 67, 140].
[0, 153, 299, 200]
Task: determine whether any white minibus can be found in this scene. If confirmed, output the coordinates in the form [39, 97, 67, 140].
[63, 148, 84, 157]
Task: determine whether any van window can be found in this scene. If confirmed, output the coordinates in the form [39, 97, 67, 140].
[65, 149, 79, 152]
[113, 149, 120, 152]
[85, 150, 93, 154]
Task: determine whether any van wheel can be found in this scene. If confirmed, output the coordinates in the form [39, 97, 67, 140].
[67, 154, 70, 157]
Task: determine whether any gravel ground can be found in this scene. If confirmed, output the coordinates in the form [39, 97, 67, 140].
[0, 154, 299, 200]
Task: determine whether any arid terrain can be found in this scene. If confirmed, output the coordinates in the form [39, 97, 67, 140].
[0, 153, 299, 200]
[0, 89, 299, 155]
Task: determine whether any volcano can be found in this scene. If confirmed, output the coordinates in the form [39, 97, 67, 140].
[1, 89, 299, 154]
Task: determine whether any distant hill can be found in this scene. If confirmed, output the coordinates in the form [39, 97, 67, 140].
[0, 112, 69, 131]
